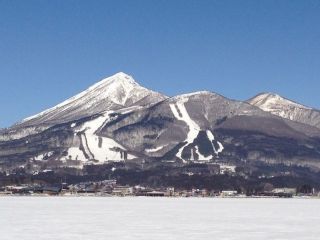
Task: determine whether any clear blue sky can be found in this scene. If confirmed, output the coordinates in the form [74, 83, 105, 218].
[0, 0, 319, 127]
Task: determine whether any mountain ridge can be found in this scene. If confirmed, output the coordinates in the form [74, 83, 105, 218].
[1, 72, 320, 173]
[20, 72, 168, 126]
[247, 92, 320, 129]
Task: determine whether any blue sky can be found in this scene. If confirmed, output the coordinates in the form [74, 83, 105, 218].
[0, 0, 319, 127]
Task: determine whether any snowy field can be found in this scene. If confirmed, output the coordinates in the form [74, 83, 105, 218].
[0, 197, 319, 240]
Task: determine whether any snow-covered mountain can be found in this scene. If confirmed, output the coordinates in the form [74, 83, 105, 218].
[1, 72, 167, 141]
[22, 72, 167, 126]
[1, 73, 320, 171]
[248, 93, 320, 129]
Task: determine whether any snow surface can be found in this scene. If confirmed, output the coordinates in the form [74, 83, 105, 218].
[169, 97, 223, 161]
[249, 93, 311, 120]
[62, 147, 86, 161]
[174, 91, 212, 98]
[67, 112, 135, 163]
[248, 92, 320, 129]
[206, 130, 224, 154]
[145, 145, 167, 153]
[1, 197, 320, 240]
[33, 151, 54, 161]
[170, 99, 201, 160]
[194, 146, 211, 161]
[22, 72, 167, 124]
[34, 153, 45, 161]
[250, 93, 310, 110]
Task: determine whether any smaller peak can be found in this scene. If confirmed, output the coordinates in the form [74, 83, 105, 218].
[254, 92, 280, 98]
[173, 91, 205, 99]
[171, 91, 226, 102]
[248, 92, 282, 103]
[181, 90, 212, 96]
[192, 90, 212, 95]
[248, 92, 311, 109]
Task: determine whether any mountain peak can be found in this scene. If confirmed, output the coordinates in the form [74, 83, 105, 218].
[20, 72, 167, 126]
[105, 72, 136, 84]
[171, 91, 228, 103]
[88, 72, 138, 91]
[248, 92, 310, 110]
[247, 92, 320, 129]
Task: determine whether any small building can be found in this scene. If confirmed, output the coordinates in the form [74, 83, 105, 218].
[101, 179, 117, 186]
[219, 164, 236, 175]
[42, 186, 62, 195]
[191, 188, 207, 197]
[271, 188, 296, 198]
[5, 185, 31, 194]
[166, 187, 175, 197]
[112, 186, 133, 196]
[272, 188, 296, 195]
[221, 190, 238, 197]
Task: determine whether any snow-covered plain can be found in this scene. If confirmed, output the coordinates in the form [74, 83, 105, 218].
[0, 197, 319, 240]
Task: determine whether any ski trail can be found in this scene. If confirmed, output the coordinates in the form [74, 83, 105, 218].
[170, 98, 224, 160]
[170, 99, 200, 159]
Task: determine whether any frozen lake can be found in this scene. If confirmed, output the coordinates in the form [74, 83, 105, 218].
[0, 197, 319, 240]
